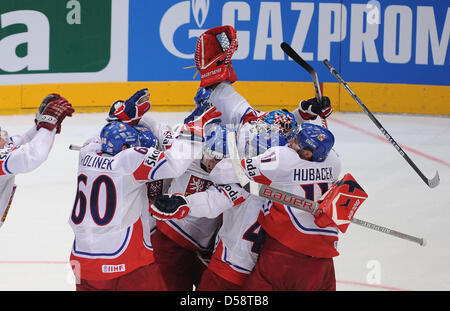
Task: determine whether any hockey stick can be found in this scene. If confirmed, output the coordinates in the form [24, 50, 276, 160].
[280, 42, 328, 128]
[227, 131, 426, 246]
[322, 59, 440, 189]
[69, 144, 81, 151]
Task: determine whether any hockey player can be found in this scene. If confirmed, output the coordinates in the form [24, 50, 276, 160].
[239, 123, 343, 291]
[151, 123, 345, 291]
[135, 89, 222, 291]
[150, 125, 288, 291]
[193, 25, 332, 129]
[1, 94, 74, 229]
[68, 102, 221, 291]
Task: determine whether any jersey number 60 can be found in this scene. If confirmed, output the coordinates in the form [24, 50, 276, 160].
[71, 174, 117, 226]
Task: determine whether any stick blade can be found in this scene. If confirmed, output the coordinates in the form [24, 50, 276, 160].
[427, 171, 440, 188]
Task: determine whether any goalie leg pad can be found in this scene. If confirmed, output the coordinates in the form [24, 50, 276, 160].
[314, 173, 368, 233]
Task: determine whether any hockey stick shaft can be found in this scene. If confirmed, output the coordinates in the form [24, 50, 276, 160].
[69, 144, 81, 151]
[322, 59, 439, 189]
[227, 131, 425, 246]
[281, 42, 322, 101]
[281, 42, 330, 129]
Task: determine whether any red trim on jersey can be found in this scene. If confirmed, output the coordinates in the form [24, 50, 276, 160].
[0, 162, 6, 176]
[133, 152, 165, 181]
[156, 220, 201, 252]
[258, 203, 339, 258]
[218, 186, 246, 207]
[241, 159, 272, 186]
[208, 240, 249, 286]
[70, 219, 154, 281]
[232, 196, 245, 207]
[241, 111, 263, 126]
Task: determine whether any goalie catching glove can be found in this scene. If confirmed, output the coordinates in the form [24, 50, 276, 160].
[149, 193, 190, 220]
[195, 25, 238, 88]
[107, 88, 151, 126]
[314, 173, 368, 233]
[35, 94, 74, 134]
[298, 96, 333, 121]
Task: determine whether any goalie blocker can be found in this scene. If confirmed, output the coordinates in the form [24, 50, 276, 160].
[314, 173, 368, 233]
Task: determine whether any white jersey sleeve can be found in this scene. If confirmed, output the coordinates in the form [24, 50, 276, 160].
[209, 81, 258, 127]
[130, 137, 201, 181]
[0, 128, 55, 176]
[138, 115, 175, 150]
[186, 183, 248, 219]
[9, 126, 38, 146]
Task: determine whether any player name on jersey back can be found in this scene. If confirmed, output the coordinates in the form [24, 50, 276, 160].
[81, 154, 114, 170]
[293, 167, 334, 182]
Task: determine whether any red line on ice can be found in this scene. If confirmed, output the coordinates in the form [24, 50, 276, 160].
[330, 117, 450, 168]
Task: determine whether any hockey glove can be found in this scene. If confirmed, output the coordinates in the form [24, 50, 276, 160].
[150, 193, 190, 220]
[298, 96, 333, 121]
[183, 88, 213, 124]
[314, 173, 368, 233]
[36, 99, 75, 134]
[35, 94, 67, 124]
[107, 88, 151, 126]
[179, 105, 221, 142]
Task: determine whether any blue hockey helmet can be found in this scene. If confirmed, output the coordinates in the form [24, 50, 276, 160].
[203, 123, 231, 159]
[288, 123, 334, 162]
[134, 125, 158, 149]
[100, 121, 139, 155]
[262, 109, 297, 135]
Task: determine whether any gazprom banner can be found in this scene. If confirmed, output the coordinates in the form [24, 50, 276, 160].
[129, 0, 449, 86]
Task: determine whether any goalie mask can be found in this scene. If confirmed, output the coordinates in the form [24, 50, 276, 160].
[262, 109, 297, 135]
[195, 25, 238, 88]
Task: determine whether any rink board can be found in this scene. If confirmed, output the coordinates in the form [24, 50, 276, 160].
[0, 82, 449, 116]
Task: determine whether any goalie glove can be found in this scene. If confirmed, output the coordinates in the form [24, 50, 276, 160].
[314, 173, 368, 233]
[298, 96, 333, 121]
[150, 193, 190, 220]
[179, 105, 221, 142]
[195, 25, 238, 88]
[107, 88, 151, 126]
[36, 98, 74, 134]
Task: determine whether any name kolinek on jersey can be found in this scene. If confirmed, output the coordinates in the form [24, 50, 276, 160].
[81, 154, 114, 170]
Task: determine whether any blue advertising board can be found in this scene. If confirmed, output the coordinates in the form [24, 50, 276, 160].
[128, 0, 449, 86]
[128, 0, 450, 85]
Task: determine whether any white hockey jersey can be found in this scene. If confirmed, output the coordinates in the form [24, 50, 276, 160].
[0, 127, 55, 229]
[138, 115, 222, 252]
[184, 180, 256, 285]
[238, 145, 342, 257]
[156, 159, 222, 252]
[198, 81, 278, 285]
[69, 137, 201, 280]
